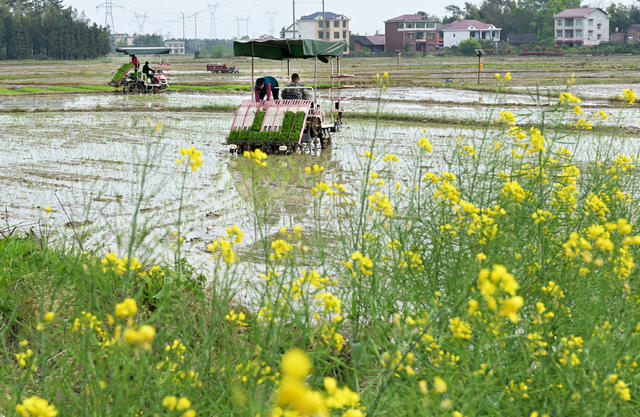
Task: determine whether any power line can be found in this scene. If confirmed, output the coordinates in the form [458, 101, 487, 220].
[208, 2, 218, 39]
[266, 11, 276, 37]
[96, 0, 123, 32]
[134, 12, 148, 34]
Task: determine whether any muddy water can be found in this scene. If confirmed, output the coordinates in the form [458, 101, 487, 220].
[4, 109, 640, 277]
[2, 87, 636, 128]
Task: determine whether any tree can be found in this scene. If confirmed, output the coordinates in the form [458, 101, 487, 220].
[457, 38, 482, 55]
[211, 44, 226, 58]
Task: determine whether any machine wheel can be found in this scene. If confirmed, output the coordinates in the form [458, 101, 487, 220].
[129, 83, 144, 94]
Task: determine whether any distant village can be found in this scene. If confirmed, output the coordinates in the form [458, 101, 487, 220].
[110, 7, 639, 57]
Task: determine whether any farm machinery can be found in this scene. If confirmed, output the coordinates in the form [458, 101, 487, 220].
[109, 47, 171, 94]
[226, 39, 352, 154]
[207, 63, 239, 73]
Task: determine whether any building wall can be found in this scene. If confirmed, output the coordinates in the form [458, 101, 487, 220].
[384, 20, 440, 54]
[297, 16, 350, 52]
[443, 29, 500, 47]
[443, 30, 470, 47]
[554, 10, 609, 46]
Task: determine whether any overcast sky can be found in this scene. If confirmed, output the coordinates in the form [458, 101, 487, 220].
[64, 0, 634, 39]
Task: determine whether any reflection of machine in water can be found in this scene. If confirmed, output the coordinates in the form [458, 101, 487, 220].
[226, 39, 353, 155]
[225, 148, 337, 226]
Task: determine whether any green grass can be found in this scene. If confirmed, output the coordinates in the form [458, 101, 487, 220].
[46, 86, 85, 92]
[78, 85, 117, 92]
[16, 87, 49, 93]
[0, 87, 20, 95]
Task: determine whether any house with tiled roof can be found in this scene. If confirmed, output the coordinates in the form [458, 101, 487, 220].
[298, 12, 349, 42]
[554, 8, 609, 46]
[442, 19, 501, 47]
[384, 14, 442, 54]
[351, 35, 385, 53]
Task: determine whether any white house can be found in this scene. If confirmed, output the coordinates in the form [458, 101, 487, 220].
[442, 19, 501, 48]
[298, 12, 350, 44]
[554, 8, 609, 46]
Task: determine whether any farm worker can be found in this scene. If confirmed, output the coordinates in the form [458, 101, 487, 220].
[282, 73, 310, 100]
[142, 61, 155, 81]
[254, 76, 279, 101]
[131, 54, 139, 70]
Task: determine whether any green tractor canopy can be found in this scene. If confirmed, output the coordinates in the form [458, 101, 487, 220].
[233, 39, 345, 61]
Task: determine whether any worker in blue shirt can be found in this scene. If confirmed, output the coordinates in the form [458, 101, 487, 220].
[254, 76, 279, 101]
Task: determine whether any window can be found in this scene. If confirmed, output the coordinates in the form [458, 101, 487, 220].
[416, 32, 425, 40]
[470, 31, 476, 38]
[492, 31, 496, 38]
[333, 20, 339, 28]
[318, 31, 323, 39]
[566, 18, 573, 26]
[397, 22, 404, 29]
[407, 22, 415, 29]
[576, 19, 582, 26]
[343, 30, 347, 38]
[597, 33, 601, 40]
[588, 30, 593, 39]
[342, 20, 347, 28]
[588, 19, 593, 26]
[427, 32, 434, 40]
[576, 29, 582, 37]
[318, 21, 323, 28]
[481, 31, 487, 39]
[407, 32, 415, 39]
[557, 19, 563, 26]
[416, 22, 425, 28]
[334, 31, 340, 38]
[426, 22, 435, 29]
[556, 30, 563, 37]
[597, 23, 601, 29]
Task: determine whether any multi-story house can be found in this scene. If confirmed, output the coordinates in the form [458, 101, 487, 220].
[295, 11, 350, 51]
[554, 8, 609, 46]
[164, 41, 185, 55]
[442, 19, 501, 48]
[384, 14, 442, 54]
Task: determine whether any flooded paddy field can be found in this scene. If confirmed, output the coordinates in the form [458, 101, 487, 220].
[3, 104, 640, 277]
[2, 54, 640, 285]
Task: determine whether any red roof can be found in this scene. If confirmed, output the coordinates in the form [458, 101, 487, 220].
[386, 14, 431, 22]
[443, 19, 496, 30]
[366, 35, 385, 46]
[554, 8, 606, 18]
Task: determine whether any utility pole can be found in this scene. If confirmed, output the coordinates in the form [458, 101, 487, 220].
[134, 12, 147, 34]
[207, 2, 218, 39]
[322, 0, 326, 39]
[96, 0, 123, 32]
[266, 11, 276, 37]
[237, 17, 250, 39]
[181, 12, 187, 43]
[292, 0, 296, 38]
[194, 12, 198, 51]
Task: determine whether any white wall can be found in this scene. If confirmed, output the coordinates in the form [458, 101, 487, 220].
[443, 30, 471, 47]
[298, 20, 316, 39]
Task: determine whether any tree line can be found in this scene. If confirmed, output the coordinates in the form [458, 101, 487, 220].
[0, 0, 111, 59]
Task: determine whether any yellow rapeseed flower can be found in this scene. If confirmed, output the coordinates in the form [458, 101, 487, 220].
[433, 376, 447, 394]
[280, 348, 311, 380]
[15, 396, 58, 417]
[115, 298, 138, 319]
[43, 312, 55, 322]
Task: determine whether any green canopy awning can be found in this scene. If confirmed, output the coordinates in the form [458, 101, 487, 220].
[233, 39, 346, 60]
[116, 47, 171, 55]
